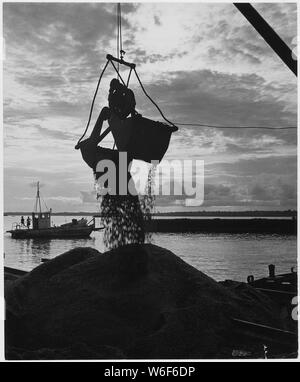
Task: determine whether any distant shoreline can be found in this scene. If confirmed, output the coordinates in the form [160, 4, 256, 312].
[145, 218, 297, 235]
[4, 212, 297, 234]
[4, 210, 297, 217]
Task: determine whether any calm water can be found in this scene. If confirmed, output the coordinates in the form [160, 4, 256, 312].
[3, 216, 297, 282]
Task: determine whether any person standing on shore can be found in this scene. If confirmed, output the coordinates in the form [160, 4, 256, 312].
[21, 216, 25, 226]
[26, 216, 31, 229]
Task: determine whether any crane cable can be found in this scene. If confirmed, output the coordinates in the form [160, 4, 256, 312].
[75, 3, 297, 150]
[116, 3, 121, 76]
[76, 57, 296, 150]
[113, 3, 295, 131]
[173, 123, 296, 130]
[113, 3, 124, 149]
[75, 60, 109, 149]
[108, 55, 296, 131]
[118, 3, 123, 59]
[75, 3, 125, 149]
[133, 68, 178, 130]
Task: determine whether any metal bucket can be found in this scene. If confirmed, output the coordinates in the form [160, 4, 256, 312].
[109, 114, 177, 163]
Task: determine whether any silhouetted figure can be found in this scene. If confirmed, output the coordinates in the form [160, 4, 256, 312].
[26, 216, 31, 229]
[79, 106, 145, 249]
[21, 216, 25, 226]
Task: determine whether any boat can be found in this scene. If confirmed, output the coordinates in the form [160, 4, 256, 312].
[7, 182, 103, 239]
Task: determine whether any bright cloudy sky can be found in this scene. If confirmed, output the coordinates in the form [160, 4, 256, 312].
[3, 1, 297, 212]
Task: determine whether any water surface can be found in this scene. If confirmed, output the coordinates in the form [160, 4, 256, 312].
[4, 216, 297, 281]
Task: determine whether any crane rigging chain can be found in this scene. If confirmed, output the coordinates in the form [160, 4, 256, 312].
[75, 53, 178, 150]
[75, 3, 296, 150]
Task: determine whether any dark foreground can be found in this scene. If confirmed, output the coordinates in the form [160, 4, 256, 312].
[5, 244, 298, 360]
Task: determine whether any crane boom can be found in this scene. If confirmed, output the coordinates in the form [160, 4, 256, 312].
[234, 3, 297, 76]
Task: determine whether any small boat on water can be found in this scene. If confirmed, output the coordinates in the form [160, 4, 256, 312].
[7, 182, 103, 239]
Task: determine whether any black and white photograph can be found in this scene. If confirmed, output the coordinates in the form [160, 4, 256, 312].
[2, 1, 298, 362]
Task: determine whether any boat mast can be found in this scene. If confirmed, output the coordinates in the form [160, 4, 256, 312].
[34, 181, 42, 214]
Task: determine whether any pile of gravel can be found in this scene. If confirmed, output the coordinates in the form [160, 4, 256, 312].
[5, 244, 284, 359]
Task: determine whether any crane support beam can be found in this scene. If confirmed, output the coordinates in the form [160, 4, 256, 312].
[234, 3, 297, 76]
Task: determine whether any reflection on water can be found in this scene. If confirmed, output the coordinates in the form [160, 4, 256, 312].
[152, 232, 297, 281]
[3, 216, 297, 281]
[5, 236, 97, 271]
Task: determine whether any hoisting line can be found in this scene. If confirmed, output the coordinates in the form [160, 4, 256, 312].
[173, 123, 297, 130]
[115, 2, 179, 132]
[116, 3, 119, 69]
[118, 3, 123, 59]
[75, 2, 296, 150]
[114, 4, 133, 87]
[75, 3, 128, 150]
[106, 54, 178, 130]
[110, 58, 127, 86]
[116, 3, 121, 77]
[75, 53, 296, 151]
[133, 68, 178, 130]
[75, 60, 109, 149]
[113, 2, 124, 149]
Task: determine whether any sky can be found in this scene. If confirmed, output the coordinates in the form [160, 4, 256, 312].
[3, 1, 297, 212]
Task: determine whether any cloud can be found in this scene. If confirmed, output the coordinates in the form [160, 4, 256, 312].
[33, 125, 74, 141]
[250, 181, 297, 207]
[251, 184, 270, 200]
[133, 69, 296, 127]
[80, 190, 97, 204]
[17, 73, 66, 88]
[3, 3, 297, 212]
[201, 155, 297, 209]
[4, 3, 115, 57]
[201, 178, 296, 209]
[212, 155, 297, 177]
[254, 3, 297, 47]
